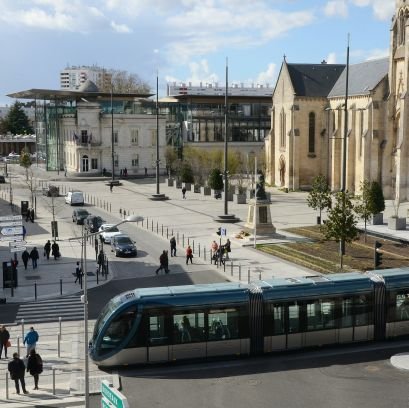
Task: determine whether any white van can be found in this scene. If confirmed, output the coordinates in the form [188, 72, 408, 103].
[65, 191, 84, 206]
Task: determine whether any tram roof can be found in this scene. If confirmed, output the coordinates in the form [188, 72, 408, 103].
[115, 282, 251, 308]
[372, 268, 409, 289]
[256, 272, 373, 301]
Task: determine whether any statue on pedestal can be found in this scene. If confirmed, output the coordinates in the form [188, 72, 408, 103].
[256, 171, 267, 201]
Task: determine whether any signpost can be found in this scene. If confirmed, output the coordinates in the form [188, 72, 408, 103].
[101, 380, 129, 408]
[0, 235, 24, 242]
[0, 215, 22, 222]
[1, 226, 23, 236]
[0, 221, 23, 227]
[220, 227, 227, 236]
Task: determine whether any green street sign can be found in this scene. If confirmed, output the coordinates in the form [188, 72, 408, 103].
[101, 380, 129, 408]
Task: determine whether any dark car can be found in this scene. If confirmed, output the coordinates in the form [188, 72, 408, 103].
[0, 175, 6, 183]
[72, 209, 90, 225]
[111, 234, 137, 257]
[84, 215, 104, 233]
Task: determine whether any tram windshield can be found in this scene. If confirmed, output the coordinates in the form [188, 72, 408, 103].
[99, 306, 137, 355]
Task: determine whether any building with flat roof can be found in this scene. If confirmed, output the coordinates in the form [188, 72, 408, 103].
[60, 65, 112, 91]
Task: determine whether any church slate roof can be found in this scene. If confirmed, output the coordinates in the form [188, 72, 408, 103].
[328, 57, 389, 98]
[287, 63, 345, 97]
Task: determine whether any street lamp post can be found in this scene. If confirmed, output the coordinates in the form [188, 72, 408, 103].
[111, 85, 115, 182]
[68, 214, 143, 408]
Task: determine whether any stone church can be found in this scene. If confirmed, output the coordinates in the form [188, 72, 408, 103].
[265, 0, 409, 202]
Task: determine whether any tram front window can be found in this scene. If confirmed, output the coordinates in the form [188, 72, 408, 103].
[100, 307, 137, 354]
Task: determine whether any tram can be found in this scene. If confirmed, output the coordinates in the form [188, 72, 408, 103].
[89, 268, 409, 367]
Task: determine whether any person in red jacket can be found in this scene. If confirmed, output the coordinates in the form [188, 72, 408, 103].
[185, 245, 193, 265]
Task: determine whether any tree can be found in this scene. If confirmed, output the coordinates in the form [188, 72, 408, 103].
[370, 181, 385, 214]
[19, 148, 32, 181]
[322, 192, 358, 269]
[354, 180, 372, 242]
[3, 101, 34, 134]
[164, 146, 178, 177]
[208, 168, 224, 190]
[306, 175, 332, 224]
[179, 161, 194, 183]
[102, 70, 150, 93]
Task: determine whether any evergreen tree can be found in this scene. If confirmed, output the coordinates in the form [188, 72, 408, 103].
[369, 181, 385, 214]
[3, 101, 34, 135]
[322, 192, 358, 269]
[306, 175, 332, 223]
[208, 168, 224, 190]
[179, 161, 194, 183]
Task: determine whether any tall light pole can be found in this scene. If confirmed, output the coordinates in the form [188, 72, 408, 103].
[111, 85, 115, 181]
[223, 58, 229, 216]
[68, 214, 142, 408]
[156, 72, 160, 195]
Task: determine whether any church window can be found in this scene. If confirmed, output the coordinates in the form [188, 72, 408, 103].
[308, 112, 315, 153]
[359, 110, 364, 157]
[280, 109, 286, 148]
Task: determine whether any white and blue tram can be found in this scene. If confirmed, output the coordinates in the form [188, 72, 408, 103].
[89, 268, 409, 367]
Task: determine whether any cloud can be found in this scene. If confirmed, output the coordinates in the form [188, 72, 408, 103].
[256, 63, 276, 85]
[324, 0, 348, 18]
[326, 52, 338, 64]
[165, 59, 219, 86]
[110, 21, 132, 33]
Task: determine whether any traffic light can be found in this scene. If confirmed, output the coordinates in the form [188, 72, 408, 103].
[374, 241, 383, 268]
[216, 227, 221, 236]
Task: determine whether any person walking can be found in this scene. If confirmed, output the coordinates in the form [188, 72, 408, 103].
[21, 250, 30, 270]
[29, 247, 39, 269]
[224, 238, 231, 260]
[0, 325, 10, 359]
[97, 250, 105, 274]
[170, 236, 177, 257]
[44, 240, 51, 260]
[155, 250, 169, 275]
[185, 245, 193, 265]
[109, 182, 113, 193]
[23, 327, 39, 358]
[181, 186, 187, 199]
[29, 208, 35, 223]
[8, 353, 28, 394]
[74, 262, 82, 284]
[51, 241, 60, 260]
[27, 349, 43, 390]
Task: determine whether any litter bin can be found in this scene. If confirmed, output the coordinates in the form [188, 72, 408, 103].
[21, 200, 29, 216]
[3, 261, 17, 289]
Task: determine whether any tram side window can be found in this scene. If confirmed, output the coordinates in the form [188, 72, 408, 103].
[307, 300, 335, 331]
[100, 306, 137, 354]
[208, 308, 239, 341]
[340, 298, 353, 328]
[173, 312, 205, 344]
[288, 303, 300, 333]
[396, 292, 409, 321]
[354, 295, 371, 326]
[148, 315, 168, 346]
[273, 304, 285, 335]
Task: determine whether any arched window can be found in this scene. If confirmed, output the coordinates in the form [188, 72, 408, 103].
[308, 112, 315, 153]
[400, 13, 406, 45]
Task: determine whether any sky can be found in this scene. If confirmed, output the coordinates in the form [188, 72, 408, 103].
[0, 0, 396, 105]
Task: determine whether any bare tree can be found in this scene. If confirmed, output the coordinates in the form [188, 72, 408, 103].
[101, 70, 150, 93]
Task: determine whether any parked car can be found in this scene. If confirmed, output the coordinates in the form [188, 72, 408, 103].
[42, 185, 59, 197]
[65, 191, 84, 206]
[98, 224, 122, 244]
[111, 234, 137, 257]
[84, 215, 104, 233]
[0, 175, 5, 183]
[72, 209, 91, 225]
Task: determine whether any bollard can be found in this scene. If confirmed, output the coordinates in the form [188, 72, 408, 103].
[59, 317, 62, 338]
[239, 264, 242, 280]
[231, 261, 233, 276]
[6, 372, 9, 400]
[156, 222, 158, 233]
[188, 237, 190, 246]
[21, 319, 24, 340]
[198, 243, 201, 257]
[161, 224, 163, 236]
[53, 369, 56, 395]
[192, 240, 195, 253]
[17, 336, 20, 355]
[248, 268, 250, 283]
[166, 227, 169, 239]
[224, 260, 226, 273]
[151, 220, 153, 231]
[172, 229, 174, 236]
[204, 248, 206, 261]
[110, 203, 112, 212]
[58, 333, 61, 357]
[183, 234, 185, 248]
[259, 271, 262, 280]
[60, 279, 62, 295]
[119, 208, 122, 216]
[35, 282, 37, 300]
[177, 232, 179, 244]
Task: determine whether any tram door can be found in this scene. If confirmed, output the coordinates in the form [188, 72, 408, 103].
[147, 313, 170, 363]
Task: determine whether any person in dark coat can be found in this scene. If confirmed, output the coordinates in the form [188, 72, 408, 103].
[181, 187, 187, 199]
[74, 262, 82, 284]
[30, 208, 35, 223]
[169, 236, 177, 257]
[51, 242, 60, 260]
[27, 349, 42, 390]
[0, 325, 10, 358]
[155, 250, 169, 275]
[29, 247, 39, 269]
[21, 250, 30, 270]
[109, 182, 113, 192]
[8, 353, 28, 394]
[44, 240, 51, 260]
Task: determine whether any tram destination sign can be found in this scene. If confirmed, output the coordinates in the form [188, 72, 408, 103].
[101, 380, 129, 408]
